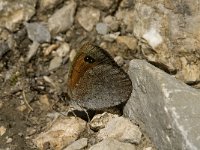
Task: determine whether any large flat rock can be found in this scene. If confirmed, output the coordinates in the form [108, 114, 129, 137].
[124, 59, 200, 150]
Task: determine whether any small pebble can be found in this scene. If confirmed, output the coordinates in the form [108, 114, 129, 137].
[16, 105, 27, 112]
[6, 137, 13, 143]
[114, 56, 124, 66]
[69, 49, 77, 62]
[96, 23, 109, 35]
[0, 126, 7, 136]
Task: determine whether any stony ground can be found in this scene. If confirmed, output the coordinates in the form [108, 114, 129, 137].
[0, 0, 199, 149]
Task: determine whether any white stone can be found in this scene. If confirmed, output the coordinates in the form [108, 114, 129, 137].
[143, 28, 163, 49]
[56, 43, 70, 57]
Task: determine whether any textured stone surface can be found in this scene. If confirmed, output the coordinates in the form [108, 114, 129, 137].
[124, 59, 200, 150]
[25, 22, 51, 43]
[89, 138, 136, 150]
[121, 1, 200, 83]
[96, 23, 109, 35]
[48, 1, 77, 34]
[64, 138, 88, 150]
[0, 0, 36, 31]
[98, 116, 142, 144]
[77, 7, 100, 31]
[90, 112, 118, 131]
[33, 116, 86, 150]
[39, 0, 64, 11]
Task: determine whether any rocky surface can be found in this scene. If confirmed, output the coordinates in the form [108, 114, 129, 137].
[97, 116, 142, 144]
[89, 138, 136, 150]
[0, 0, 200, 149]
[33, 116, 87, 150]
[124, 60, 200, 150]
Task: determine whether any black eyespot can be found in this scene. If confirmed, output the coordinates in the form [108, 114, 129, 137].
[84, 55, 95, 63]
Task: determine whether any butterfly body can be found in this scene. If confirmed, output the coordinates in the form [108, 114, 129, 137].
[67, 43, 132, 110]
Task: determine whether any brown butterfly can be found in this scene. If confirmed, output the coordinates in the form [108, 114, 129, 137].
[67, 43, 132, 110]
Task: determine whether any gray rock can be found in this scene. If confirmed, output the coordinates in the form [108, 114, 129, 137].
[124, 59, 200, 150]
[64, 138, 88, 150]
[49, 56, 63, 71]
[96, 23, 109, 35]
[0, 0, 36, 31]
[25, 41, 40, 62]
[102, 32, 120, 42]
[25, 22, 51, 43]
[48, 1, 77, 34]
[89, 138, 136, 150]
[103, 16, 119, 32]
[77, 7, 100, 31]
[97, 116, 142, 144]
[0, 42, 10, 59]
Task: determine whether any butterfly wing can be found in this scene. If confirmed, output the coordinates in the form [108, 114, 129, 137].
[71, 62, 132, 110]
[67, 43, 132, 110]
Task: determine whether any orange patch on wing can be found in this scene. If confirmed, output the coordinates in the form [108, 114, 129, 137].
[68, 54, 95, 90]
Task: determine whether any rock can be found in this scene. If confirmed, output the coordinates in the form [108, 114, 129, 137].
[25, 41, 40, 62]
[0, 42, 10, 59]
[90, 0, 114, 10]
[48, 1, 77, 34]
[120, 0, 135, 8]
[176, 57, 200, 83]
[0, 126, 6, 136]
[44, 44, 59, 56]
[25, 22, 51, 43]
[69, 49, 77, 62]
[43, 76, 56, 88]
[56, 43, 70, 57]
[6, 137, 13, 143]
[16, 105, 27, 112]
[117, 36, 138, 50]
[143, 28, 163, 49]
[115, 9, 135, 33]
[90, 112, 119, 131]
[102, 32, 120, 42]
[103, 16, 119, 32]
[77, 7, 100, 31]
[0, 0, 36, 31]
[124, 59, 200, 150]
[49, 56, 63, 70]
[96, 23, 109, 35]
[39, 0, 64, 11]
[144, 147, 153, 150]
[0, 28, 15, 50]
[64, 138, 88, 150]
[89, 138, 136, 150]
[33, 116, 86, 150]
[114, 56, 124, 66]
[97, 116, 142, 144]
